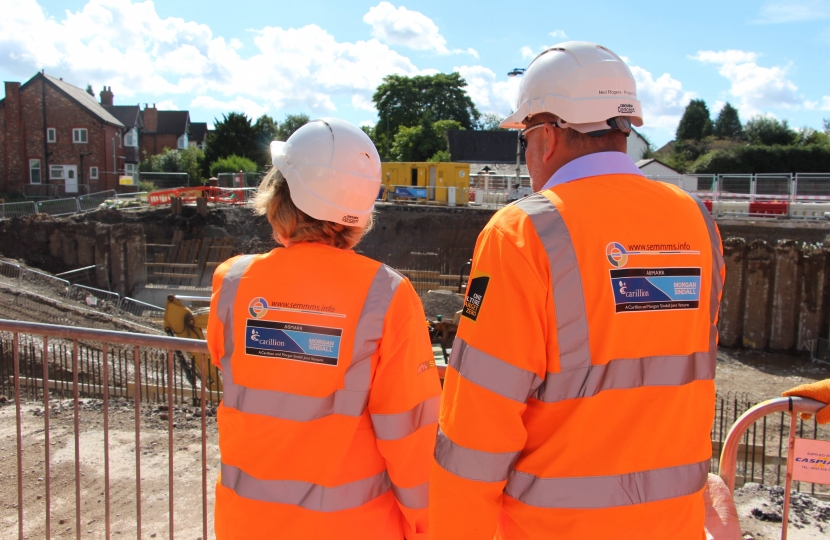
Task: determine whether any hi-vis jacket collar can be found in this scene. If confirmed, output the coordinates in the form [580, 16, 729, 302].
[542, 151, 644, 191]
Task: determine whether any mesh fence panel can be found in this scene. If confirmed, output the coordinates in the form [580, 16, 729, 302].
[118, 297, 164, 318]
[0, 260, 22, 280]
[20, 268, 71, 297]
[36, 197, 80, 216]
[68, 283, 120, 307]
[78, 190, 117, 212]
[139, 172, 189, 189]
[755, 174, 791, 198]
[0, 200, 37, 219]
[794, 173, 830, 198]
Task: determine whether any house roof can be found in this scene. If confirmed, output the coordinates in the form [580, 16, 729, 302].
[447, 130, 526, 163]
[104, 105, 141, 128]
[155, 110, 190, 135]
[37, 73, 124, 127]
[636, 158, 680, 174]
[189, 122, 208, 141]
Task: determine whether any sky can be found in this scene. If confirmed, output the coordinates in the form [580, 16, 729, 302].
[1, 0, 829, 147]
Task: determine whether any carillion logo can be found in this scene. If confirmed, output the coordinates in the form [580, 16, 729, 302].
[606, 242, 629, 267]
[248, 297, 268, 318]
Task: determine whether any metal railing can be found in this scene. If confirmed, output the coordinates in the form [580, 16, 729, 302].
[118, 297, 165, 318]
[36, 197, 80, 216]
[0, 200, 37, 219]
[0, 260, 23, 280]
[22, 184, 57, 199]
[67, 283, 120, 307]
[0, 318, 214, 540]
[78, 190, 118, 212]
[20, 268, 71, 298]
[719, 397, 827, 538]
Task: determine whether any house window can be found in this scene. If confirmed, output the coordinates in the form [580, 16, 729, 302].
[47, 128, 56, 143]
[90, 167, 99, 180]
[72, 128, 88, 143]
[50, 165, 65, 180]
[29, 160, 41, 184]
[177, 133, 188, 149]
[124, 128, 138, 147]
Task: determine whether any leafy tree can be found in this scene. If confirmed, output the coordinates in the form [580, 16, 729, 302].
[276, 113, 310, 141]
[253, 114, 279, 167]
[205, 112, 259, 167]
[391, 115, 463, 162]
[744, 116, 797, 146]
[478, 113, 506, 131]
[676, 99, 713, 141]
[209, 155, 259, 177]
[823, 118, 829, 133]
[794, 127, 830, 147]
[372, 72, 480, 158]
[138, 147, 205, 186]
[690, 144, 830, 174]
[427, 150, 450, 162]
[713, 103, 743, 140]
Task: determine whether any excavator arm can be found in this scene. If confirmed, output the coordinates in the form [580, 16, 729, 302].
[163, 295, 222, 392]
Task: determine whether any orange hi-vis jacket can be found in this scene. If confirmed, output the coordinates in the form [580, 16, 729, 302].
[207, 242, 441, 540]
[431, 153, 725, 540]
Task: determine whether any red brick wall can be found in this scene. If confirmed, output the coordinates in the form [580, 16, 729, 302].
[1, 82, 23, 194]
[139, 133, 180, 160]
[0, 76, 124, 194]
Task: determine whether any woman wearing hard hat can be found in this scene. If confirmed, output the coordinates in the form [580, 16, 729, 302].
[207, 118, 441, 539]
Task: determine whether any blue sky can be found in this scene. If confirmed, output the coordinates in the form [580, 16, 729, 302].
[2, 0, 829, 146]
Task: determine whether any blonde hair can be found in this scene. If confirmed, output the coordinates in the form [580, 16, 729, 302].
[253, 167, 373, 250]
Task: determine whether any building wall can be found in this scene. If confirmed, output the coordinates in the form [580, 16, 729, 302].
[626, 131, 648, 161]
[139, 133, 180, 160]
[0, 77, 120, 194]
[640, 161, 680, 177]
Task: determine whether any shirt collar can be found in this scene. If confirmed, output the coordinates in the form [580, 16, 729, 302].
[541, 151, 643, 191]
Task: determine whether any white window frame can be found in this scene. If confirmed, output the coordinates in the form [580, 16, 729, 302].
[47, 128, 56, 143]
[72, 128, 88, 144]
[177, 133, 188, 149]
[89, 166, 99, 180]
[29, 159, 42, 184]
[50, 165, 65, 180]
[124, 128, 138, 148]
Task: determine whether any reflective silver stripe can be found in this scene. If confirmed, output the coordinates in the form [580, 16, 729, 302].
[534, 351, 715, 403]
[515, 194, 591, 372]
[217, 255, 257, 394]
[221, 463, 390, 512]
[221, 263, 402, 420]
[448, 338, 542, 403]
[391, 481, 429, 509]
[690, 193, 725, 322]
[505, 460, 708, 509]
[434, 429, 520, 483]
[371, 396, 440, 441]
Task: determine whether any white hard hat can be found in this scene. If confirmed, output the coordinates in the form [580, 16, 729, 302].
[270, 118, 380, 228]
[500, 41, 643, 134]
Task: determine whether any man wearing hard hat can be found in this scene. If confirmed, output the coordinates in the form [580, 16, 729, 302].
[430, 42, 726, 538]
[208, 118, 440, 539]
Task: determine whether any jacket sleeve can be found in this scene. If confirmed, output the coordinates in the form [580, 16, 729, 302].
[429, 212, 549, 540]
[368, 277, 442, 540]
[207, 256, 242, 370]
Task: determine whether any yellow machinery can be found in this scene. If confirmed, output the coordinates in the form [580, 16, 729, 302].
[163, 295, 223, 392]
[381, 162, 470, 205]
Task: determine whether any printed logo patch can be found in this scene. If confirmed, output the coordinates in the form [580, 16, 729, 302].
[417, 359, 436, 375]
[245, 320, 342, 366]
[462, 276, 489, 321]
[611, 268, 701, 313]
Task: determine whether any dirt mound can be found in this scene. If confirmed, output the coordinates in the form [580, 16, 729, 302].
[421, 289, 464, 321]
[736, 483, 830, 539]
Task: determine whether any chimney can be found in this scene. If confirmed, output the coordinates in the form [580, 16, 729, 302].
[100, 85, 114, 107]
[143, 103, 158, 132]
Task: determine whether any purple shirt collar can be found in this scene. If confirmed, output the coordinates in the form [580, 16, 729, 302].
[541, 151, 643, 191]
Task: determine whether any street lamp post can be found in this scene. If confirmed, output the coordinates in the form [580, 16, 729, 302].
[508, 68, 526, 191]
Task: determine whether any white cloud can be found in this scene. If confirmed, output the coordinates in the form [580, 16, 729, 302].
[0, 0, 427, 118]
[190, 96, 267, 119]
[454, 65, 520, 117]
[754, 0, 830, 23]
[628, 64, 696, 131]
[155, 99, 179, 110]
[363, 1, 476, 57]
[549, 30, 568, 40]
[691, 49, 802, 117]
[521, 46, 536, 60]
[817, 96, 830, 110]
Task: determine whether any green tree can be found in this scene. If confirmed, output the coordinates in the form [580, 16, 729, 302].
[794, 127, 830, 147]
[204, 112, 259, 168]
[713, 103, 743, 140]
[209, 155, 259, 177]
[391, 115, 463, 162]
[478, 113, 506, 131]
[276, 113, 310, 141]
[676, 99, 713, 141]
[138, 147, 205, 186]
[253, 114, 279, 167]
[824, 118, 829, 132]
[744, 116, 797, 146]
[372, 72, 480, 159]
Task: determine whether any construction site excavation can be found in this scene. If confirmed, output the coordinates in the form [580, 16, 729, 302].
[2, 194, 830, 539]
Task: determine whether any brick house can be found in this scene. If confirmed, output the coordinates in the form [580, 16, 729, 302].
[0, 72, 126, 195]
[140, 106, 191, 159]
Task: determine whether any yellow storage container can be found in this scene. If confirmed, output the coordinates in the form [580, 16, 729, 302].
[381, 162, 470, 205]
